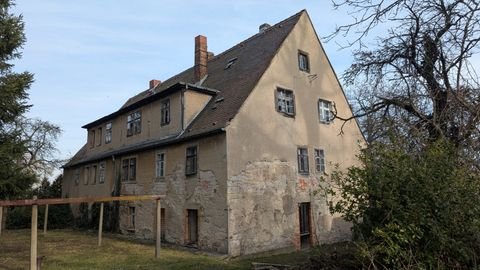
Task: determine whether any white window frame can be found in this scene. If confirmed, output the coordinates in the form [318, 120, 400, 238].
[105, 122, 112, 144]
[318, 99, 333, 124]
[297, 147, 309, 175]
[298, 51, 310, 72]
[127, 111, 141, 136]
[276, 88, 295, 116]
[314, 149, 326, 173]
[155, 151, 166, 179]
[99, 162, 106, 184]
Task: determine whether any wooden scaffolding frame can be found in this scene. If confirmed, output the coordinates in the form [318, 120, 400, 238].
[0, 195, 164, 270]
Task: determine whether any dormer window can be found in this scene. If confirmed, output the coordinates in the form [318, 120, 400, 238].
[224, 57, 238, 69]
[127, 111, 141, 136]
[298, 51, 310, 72]
[161, 99, 170, 126]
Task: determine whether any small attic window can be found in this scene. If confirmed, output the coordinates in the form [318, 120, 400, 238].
[224, 57, 238, 69]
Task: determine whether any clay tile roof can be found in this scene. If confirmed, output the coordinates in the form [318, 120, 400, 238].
[65, 10, 304, 167]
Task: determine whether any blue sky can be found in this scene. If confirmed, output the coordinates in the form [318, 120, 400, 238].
[10, 1, 360, 174]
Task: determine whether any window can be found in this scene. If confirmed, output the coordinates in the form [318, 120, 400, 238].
[314, 149, 326, 173]
[97, 127, 102, 146]
[99, 162, 106, 183]
[297, 148, 309, 175]
[74, 168, 80, 186]
[127, 111, 141, 136]
[84, 166, 90, 185]
[185, 146, 197, 175]
[121, 157, 137, 181]
[298, 51, 310, 72]
[128, 206, 136, 230]
[276, 88, 295, 116]
[299, 202, 311, 248]
[161, 99, 170, 126]
[156, 152, 166, 178]
[105, 122, 112, 144]
[90, 130, 95, 148]
[91, 165, 97, 184]
[318, 99, 333, 123]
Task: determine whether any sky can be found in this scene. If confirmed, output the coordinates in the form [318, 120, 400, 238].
[11, 1, 356, 175]
[14, 1, 479, 178]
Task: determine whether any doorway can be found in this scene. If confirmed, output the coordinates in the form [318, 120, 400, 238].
[187, 209, 198, 245]
[299, 202, 311, 248]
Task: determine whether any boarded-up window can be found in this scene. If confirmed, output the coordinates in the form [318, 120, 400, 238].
[187, 209, 198, 244]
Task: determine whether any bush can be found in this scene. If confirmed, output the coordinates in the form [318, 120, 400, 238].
[326, 140, 480, 269]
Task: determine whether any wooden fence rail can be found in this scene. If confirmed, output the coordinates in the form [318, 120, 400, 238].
[0, 194, 164, 270]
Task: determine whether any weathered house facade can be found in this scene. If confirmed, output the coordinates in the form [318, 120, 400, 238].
[62, 10, 365, 256]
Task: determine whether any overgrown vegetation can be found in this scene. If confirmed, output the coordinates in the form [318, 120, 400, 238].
[324, 139, 480, 269]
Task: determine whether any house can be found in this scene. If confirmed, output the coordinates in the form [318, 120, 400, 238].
[62, 9, 365, 256]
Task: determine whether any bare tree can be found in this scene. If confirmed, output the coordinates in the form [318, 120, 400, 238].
[14, 117, 62, 179]
[329, 0, 480, 155]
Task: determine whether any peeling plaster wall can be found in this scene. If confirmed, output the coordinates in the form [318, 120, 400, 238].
[118, 134, 228, 253]
[226, 12, 365, 256]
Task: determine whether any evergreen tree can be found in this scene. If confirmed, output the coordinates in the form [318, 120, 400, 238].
[0, 0, 35, 199]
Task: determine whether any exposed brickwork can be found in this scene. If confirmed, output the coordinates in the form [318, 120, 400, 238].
[194, 35, 208, 81]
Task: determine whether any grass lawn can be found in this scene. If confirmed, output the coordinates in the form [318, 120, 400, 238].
[0, 229, 350, 270]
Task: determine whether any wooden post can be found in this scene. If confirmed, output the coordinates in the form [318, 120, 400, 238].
[43, 204, 49, 235]
[0, 206, 3, 237]
[98, 202, 104, 246]
[31, 196, 38, 270]
[155, 199, 161, 258]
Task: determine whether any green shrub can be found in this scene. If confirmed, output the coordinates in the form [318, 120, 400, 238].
[326, 140, 480, 269]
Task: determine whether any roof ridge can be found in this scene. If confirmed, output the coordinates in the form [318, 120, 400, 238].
[207, 9, 306, 63]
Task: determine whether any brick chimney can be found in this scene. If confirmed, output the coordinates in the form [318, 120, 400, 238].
[194, 35, 208, 81]
[149, 79, 161, 89]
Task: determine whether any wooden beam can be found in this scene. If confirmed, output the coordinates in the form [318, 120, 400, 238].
[98, 202, 104, 246]
[43, 205, 49, 235]
[31, 196, 38, 270]
[155, 199, 161, 258]
[0, 195, 164, 207]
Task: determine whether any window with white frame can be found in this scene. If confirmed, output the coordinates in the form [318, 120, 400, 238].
[298, 51, 310, 72]
[276, 88, 295, 116]
[99, 162, 106, 183]
[318, 99, 333, 123]
[155, 152, 166, 178]
[105, 122, 112, 144]
[127, 111, 141, 136]
[297, 147, 309, 175]
[121, 157, 136, 181]
[314, 149, 326, 173]
[161, 99, 170, 126]
[185, 146, 197, 175]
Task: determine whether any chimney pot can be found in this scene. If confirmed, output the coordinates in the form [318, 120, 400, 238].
[194, 35, 208, 82]
[149, 79, 161, 89]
